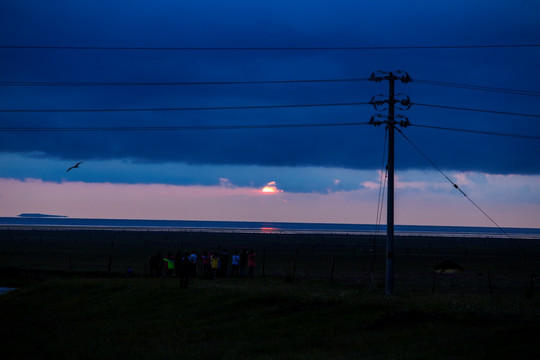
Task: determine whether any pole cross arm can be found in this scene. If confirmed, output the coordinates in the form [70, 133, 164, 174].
[369, 71, 411, 83]
[369, 115, 410, 127]
[370, 94, 411, 111]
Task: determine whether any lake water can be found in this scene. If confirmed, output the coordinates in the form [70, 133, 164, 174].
[1, 217, 539, 239]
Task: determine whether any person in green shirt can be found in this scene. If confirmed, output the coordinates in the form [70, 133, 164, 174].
[163, 253, 175, 278]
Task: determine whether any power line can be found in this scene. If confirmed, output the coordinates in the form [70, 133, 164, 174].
[395, 127, 510, 238]
[375, 127, 388, 233]
[4, 119, 535, 140]
[1, 44, 539, 51]
[409, 123, 540, 140]
[0, 102, 371, 113]
[0, 78, 370, 87]
[413, 102, 540, 118]
[0, 121, 371, 132]
[412, 79, 540, 97]
[369, 127, 388, 288]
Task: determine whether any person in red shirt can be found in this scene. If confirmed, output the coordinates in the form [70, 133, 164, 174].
[247, 249, 256, 279]
[201, 250, 211, 279]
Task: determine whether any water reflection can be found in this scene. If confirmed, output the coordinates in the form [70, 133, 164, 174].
[0, 287, 16, 295]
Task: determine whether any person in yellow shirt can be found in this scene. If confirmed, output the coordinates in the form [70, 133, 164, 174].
[211, 253, 220, 279]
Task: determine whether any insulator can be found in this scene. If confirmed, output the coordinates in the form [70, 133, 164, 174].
[399, 117, 410, 128]
[369, 71, 387, 82]
[400, 73, 411, 83]
[369, 73, 383, 82]
[369, 114, 385, 126]
[400, 98, 412, 110]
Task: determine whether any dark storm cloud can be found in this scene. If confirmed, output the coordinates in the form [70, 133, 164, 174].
[1, 1, 539, 174]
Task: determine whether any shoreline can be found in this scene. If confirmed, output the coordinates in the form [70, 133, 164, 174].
[1, 217, 539, 239]
[1, 224, 538, 239]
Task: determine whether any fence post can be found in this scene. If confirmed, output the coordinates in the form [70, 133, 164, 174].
[144, 258, 148, 276]
[330, 257, 336, 283]
[487, 270, 493, 296]
[526, 273, 535, 299]
[262, 246, 266, 277]
[292, 248, 298, 280]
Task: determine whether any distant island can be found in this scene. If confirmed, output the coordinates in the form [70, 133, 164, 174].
[18, 213, 68, 218]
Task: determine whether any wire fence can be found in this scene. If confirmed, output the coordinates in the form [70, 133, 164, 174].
[0, 229, 537, 297]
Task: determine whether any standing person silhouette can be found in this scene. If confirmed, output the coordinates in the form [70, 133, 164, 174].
[148, 252, 163, 278]
[164, 253, 175, 278]
[175, 250, 183, 278]
[239, 249, 248, 277]
[220, 249, 229, 278]
[231, 251, 240, 278]
[189, 250, 198, 278]
[247, 249, 256, 279]
[211, 252, 220, 280]
[179, 252, 191, 289]
[201, 250, 211, 279]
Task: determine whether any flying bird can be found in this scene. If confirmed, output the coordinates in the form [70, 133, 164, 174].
[66, 161, 83, 172]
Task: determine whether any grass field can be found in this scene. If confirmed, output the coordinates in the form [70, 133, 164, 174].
[1, 229, 539, 359]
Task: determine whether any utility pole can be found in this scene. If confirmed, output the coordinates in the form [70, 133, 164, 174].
[387, 74, 396, 296]
[369, 71, 411, 295]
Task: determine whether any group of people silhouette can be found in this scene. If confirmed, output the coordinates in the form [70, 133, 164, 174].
[148, 248, 256, 287]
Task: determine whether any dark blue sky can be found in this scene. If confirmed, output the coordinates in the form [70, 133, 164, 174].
[1, 0, 539, 182]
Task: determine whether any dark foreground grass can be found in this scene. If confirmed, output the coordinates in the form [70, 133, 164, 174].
[1, 229, 539, 359]
[1, 276, 539, 360]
